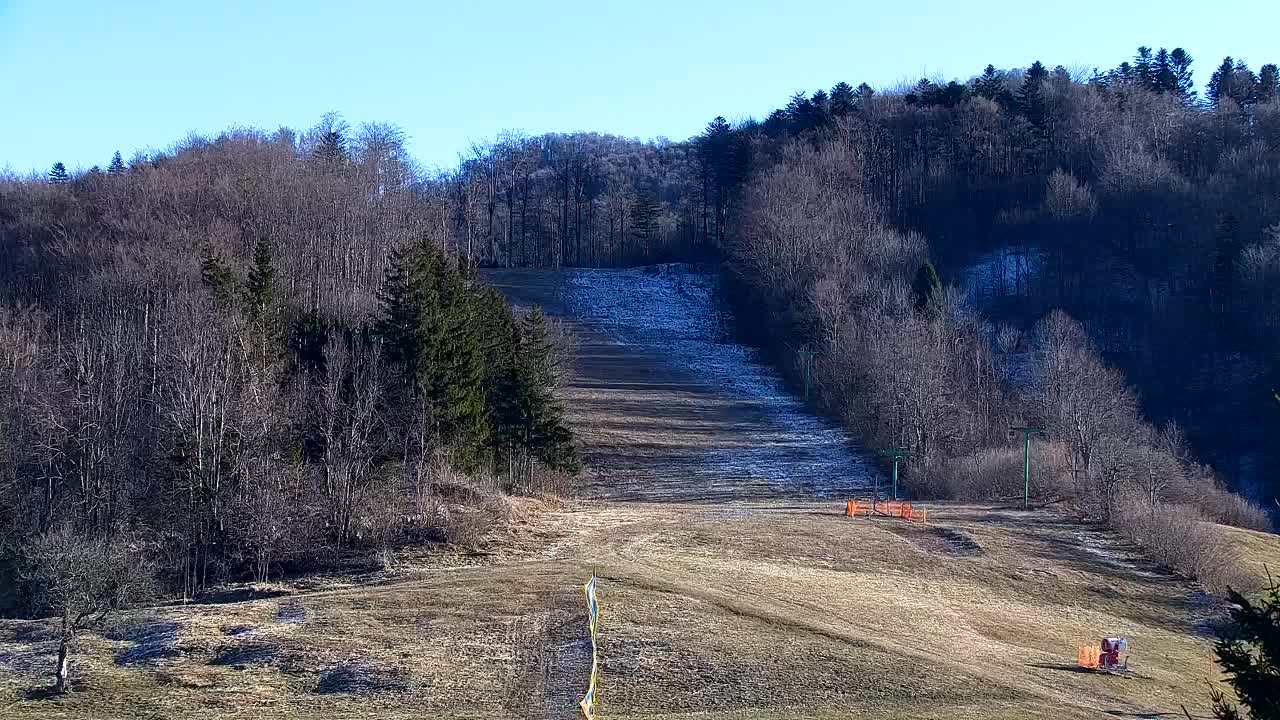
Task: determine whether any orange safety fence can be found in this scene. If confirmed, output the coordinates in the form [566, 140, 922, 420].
[845, 500, 927, 522]
[1077, 645, 1100, 670]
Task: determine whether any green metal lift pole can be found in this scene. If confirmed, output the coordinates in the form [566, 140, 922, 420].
[1023, 431, 1030, 508]
[892, 456, 900, 501]
[1010, 427, 1045, 509]
[878, 449, 913, 502]
[798, 350, 816, 400]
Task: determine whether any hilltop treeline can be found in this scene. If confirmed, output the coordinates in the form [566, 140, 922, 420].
[0, 123, 578, 609]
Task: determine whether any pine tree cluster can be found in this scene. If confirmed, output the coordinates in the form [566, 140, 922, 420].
[375, 238, 579, 477]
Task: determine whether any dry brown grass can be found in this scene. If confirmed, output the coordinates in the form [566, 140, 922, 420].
[3, 499, 1272, 719]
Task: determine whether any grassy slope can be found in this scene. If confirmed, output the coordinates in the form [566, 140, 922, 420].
[2, 268, 1276, 719]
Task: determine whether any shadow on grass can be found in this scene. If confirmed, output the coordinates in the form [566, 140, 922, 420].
[209, 641, 279, 668]
[108, 619, 182, 666]
[1029, 662, 1097, 674]
[21, 683, 90, 701]
[314, 661, 412, 695]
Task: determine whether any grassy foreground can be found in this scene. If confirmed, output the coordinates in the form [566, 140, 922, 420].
[3, 498, 1276, 719]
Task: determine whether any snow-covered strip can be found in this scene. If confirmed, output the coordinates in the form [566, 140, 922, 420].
[960, 247, 1043, 305]
[565, 264, 878, 496]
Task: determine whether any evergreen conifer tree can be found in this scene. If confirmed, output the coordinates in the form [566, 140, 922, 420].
[629, 189, 660, 242]
[515, 308, 579, 472]
[911, 262, 944, 315]
[1019, 62, 1051, 146]
[48, 162, 69, 184]
[312, 130, 349, 165]
[1170, 48, 1196, 101]
[829, 82, 856, 116]
[905, 78, 931, 105]
[199, 246, 238, 309]
[107, 151, 126, 175]
[975, 65, 1003, 99]
[1209, 579, 1280, 719]
[1134, 46, 1155, 89]
[374, 239, 490, 466]
[784, 93, 816, 131]
[1152, 48, 1176, 93]
[243, 238, 285, 365]
[1111, 62, 1135, 86]
[763, 109, 789, 137]
[1208, 57, 1259, 106]
[810, 89, 831, 126]
[1258, 64, 1280, 104]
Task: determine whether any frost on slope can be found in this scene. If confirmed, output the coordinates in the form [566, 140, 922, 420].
[960, 247, 1043, 306]
[959, 248, 1043, 387]
[564, 264, 878, 498]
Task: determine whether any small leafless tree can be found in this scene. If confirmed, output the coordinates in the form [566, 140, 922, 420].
[315, 336, 386, 549]
[1028, 310, 1140, 474]
[23, 528, 153, 693]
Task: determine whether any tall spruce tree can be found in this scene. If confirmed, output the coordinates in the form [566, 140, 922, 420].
[1208, 57, 1259, 106]
[1152, 48, 1176, 93]
[374, 239, 489, 467]
[1134, 46, 1155, 89]
[1170, 48, 1196, 101]
[784, 93, 816, 131]
[763, 109, 789, 137]
[516, 308, 579, 472]
[48, 162, 69, 184]
[107, 151, 126, 175]
[912, 262, 944, 315]
[810, 89, 831, 127]
[1020, 62, 1048, 98]
[1259, 64, 1280, 104]
[243, 238, 284, 366]
[1019, 62, 1051, 150]
[474, 285, 520, 463]
[1209, 57, 1237, 106]
[975, 65, 1002, 99]
[199, 246, 238, 310]
[312, 130, 349, 165]
[629, 189, 660, 242]
[829, 82, 856, 116]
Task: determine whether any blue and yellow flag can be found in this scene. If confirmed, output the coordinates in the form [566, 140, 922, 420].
[580, 575, 599, 719]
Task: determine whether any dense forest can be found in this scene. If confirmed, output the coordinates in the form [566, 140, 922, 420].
[2, 44, 1278, 613]
[719, 49, 1280, 517]
[0, 123, 579, 612]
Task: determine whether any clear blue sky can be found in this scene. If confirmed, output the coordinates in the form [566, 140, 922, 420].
[1, 0, 1272, 175]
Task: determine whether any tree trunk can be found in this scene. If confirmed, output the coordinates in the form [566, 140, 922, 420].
[54, 636, 71, 693]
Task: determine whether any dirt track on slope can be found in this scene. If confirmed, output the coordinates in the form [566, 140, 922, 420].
[485, 267, 875, 503]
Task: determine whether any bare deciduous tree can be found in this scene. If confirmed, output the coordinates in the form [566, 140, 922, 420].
[23, 529, 152, 693]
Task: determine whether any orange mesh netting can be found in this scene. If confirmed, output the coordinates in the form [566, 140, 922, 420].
[1078, 645, 1101, 669]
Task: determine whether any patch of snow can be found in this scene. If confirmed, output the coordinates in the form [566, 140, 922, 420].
[1072, 532, 1163, 578]
[564, 264, 878, 496]
[960, 247, 1043, 305]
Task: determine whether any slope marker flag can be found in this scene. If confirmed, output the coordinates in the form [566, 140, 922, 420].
[580, 575, 599, 719]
